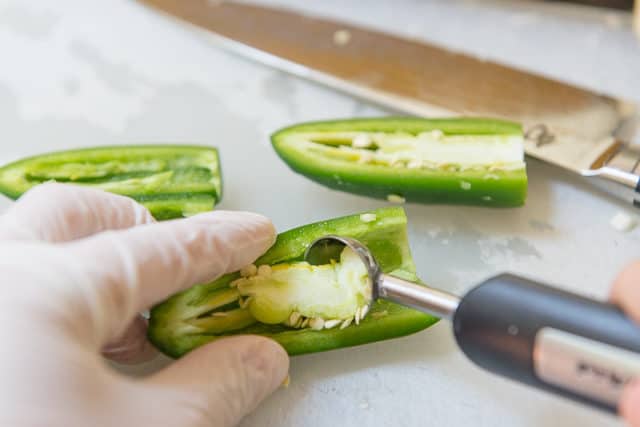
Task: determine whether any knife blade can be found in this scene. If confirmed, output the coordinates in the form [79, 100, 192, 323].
[139, 0, 640, 203]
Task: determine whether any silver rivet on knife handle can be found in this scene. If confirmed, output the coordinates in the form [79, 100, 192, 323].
[525, 124, 555, 148]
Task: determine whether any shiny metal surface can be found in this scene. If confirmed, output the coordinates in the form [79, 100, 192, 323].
[582, 166, 640, 188]
[305, 235, 381, 296]
[379, 274, 460, 320]
[584, 137, 640, 189]
[305, 235, 460, 320]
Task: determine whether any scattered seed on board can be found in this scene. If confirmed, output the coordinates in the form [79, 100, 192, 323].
[281, 375, 291, 388]
[240, 264, 257, 278]
[310, 317, 325, 330]
[460, 181, 471, 190]
[257, 265, 272, 277]
[332, 29, 352, 46]
[340, 317, 353, 329]
[324, 319, 341, 329]
[300, 318, 310, 328]
[360, 213, 377, 223]
[610, 211, 638, 232]
[387, 194, 406, 204]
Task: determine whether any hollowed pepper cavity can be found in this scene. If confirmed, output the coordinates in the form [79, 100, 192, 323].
[148, 207, 439, 357]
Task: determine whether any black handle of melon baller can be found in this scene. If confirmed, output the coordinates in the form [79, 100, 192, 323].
[453, 274, 640, 412]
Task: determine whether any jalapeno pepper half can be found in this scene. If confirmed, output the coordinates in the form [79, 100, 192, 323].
[271, 117, 527, 207]
[148, 207, 438, 357]
[0, 145, 221, 220]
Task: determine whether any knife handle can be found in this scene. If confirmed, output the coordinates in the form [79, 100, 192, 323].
[453, 274, 640, 412]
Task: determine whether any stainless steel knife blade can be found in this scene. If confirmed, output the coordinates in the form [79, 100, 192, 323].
[139, 0, 640, 200]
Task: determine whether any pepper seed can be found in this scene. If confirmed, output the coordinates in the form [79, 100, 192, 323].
[340, 318, 353, 329]
[310, 317, 325, 330]
[324, 319, 341, 329]
[240, 264, 257, 278]
[257, 265, 272, 276]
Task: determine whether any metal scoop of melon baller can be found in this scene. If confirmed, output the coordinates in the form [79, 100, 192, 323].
[304, 235, 460, 320]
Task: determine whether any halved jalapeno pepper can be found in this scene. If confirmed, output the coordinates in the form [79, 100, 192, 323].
[148, 207, 438, 357]
[271, 117, 527, 207]
[0, 145, 221, 220]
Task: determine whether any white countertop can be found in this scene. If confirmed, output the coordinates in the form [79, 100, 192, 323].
[1, 1, 639, 426]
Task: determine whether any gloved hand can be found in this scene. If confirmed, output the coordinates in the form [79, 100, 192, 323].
[0, 183, 289, 427]
[612, 263, 640, 426]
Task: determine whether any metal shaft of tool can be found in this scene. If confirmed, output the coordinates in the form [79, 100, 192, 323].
[378, 274, 460, 320]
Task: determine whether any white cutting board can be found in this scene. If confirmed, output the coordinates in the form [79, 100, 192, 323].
[0, 1, 639, 426]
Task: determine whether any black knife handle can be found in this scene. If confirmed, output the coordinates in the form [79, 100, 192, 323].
[453, 274, 640, 412]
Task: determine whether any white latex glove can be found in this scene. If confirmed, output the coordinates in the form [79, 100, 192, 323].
[0, 183, 289, 427]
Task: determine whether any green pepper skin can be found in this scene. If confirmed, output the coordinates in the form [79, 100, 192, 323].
[271, 117, 527, 207]
[0, 145, 222, 220]
[148, 207, 438, 357]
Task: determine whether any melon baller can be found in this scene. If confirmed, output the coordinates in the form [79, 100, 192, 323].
[305, 235, 640, 413]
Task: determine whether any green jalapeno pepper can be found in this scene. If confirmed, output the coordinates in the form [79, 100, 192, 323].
[148, 207, 438, 357]
[271, 117, 527, 207]
[0, 145, 221, 220]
